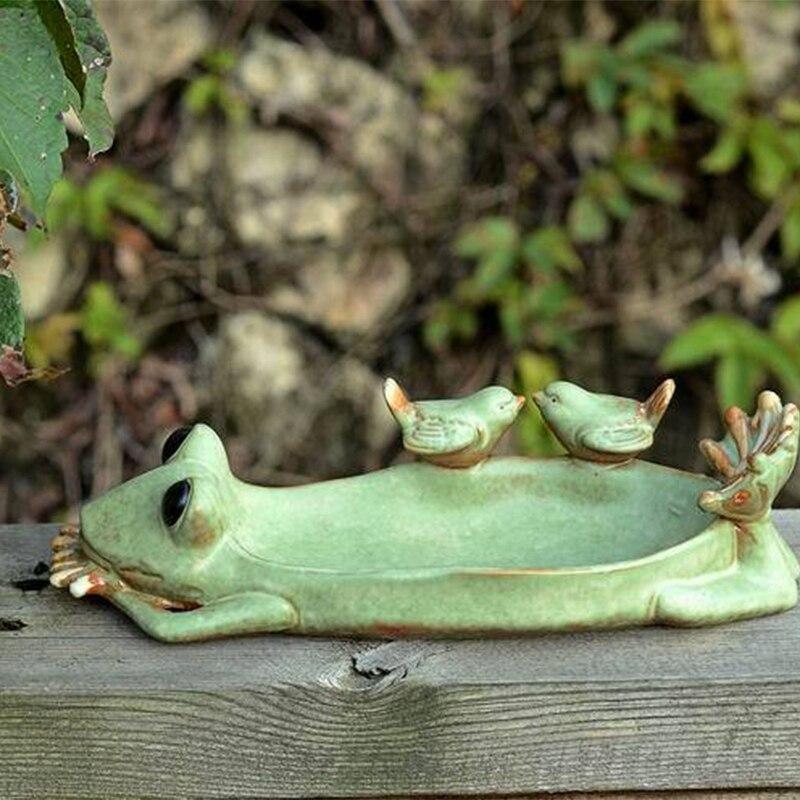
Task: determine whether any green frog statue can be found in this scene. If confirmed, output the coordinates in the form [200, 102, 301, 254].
[50, 379, 799, 642]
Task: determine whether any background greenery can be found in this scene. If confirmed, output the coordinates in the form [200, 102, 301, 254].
[2, 0, 800, 522]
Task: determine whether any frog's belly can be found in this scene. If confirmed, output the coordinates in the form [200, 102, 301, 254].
[238, 457, 715, 572]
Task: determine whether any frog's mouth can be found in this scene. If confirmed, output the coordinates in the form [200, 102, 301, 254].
[49, 524, 201, 611]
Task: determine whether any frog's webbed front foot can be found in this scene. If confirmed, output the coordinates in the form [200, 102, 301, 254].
[107, 590, 299, 642]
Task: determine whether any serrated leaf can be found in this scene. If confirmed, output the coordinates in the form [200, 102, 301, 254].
[714, 354, 764, 413]
[567, 192, 609, 243]
[683, 63, 747, 122]
[700, 126, 744, 173]
[59, 0, 114, 157]
[0, 1, 69, 216]
[618, 20, 681, 59]
[34, 0, 86, 101]
[0, 270, 24, 349]
[771, 294, 800, 345]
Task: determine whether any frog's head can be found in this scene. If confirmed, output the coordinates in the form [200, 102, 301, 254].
[78, 424, 238, 606]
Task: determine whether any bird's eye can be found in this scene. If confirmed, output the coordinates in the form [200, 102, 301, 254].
[550, 394, 558, 404]
[161, 426, 193, 463]
[162, 480, 191, 527]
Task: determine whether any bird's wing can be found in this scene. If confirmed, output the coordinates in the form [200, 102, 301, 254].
[404, 416, 479, 455]
[580, 423, 653, 454]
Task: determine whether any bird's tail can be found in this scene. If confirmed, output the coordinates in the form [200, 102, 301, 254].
[643, 378, 675, 426]
[383, 377, 413, 422]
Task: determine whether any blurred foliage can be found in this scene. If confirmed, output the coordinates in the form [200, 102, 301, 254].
[661, 296, 800, 411]
[183, 48, 248, 124]
[47, 167, 173, 241]
[26, 281, 141, 375]
[425, 5, 800, 449]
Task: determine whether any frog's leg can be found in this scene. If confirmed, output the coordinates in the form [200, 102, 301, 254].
[653, 520, 798, 627]
[108, 590, 298, 642]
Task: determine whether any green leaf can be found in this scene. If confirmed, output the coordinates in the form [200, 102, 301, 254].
[521, 226, 581, 273]
[470, 249, 518, 296]
[586, 169, 633, 220]
[777, 98, 800, 126]
[771, 294, 800, 345]
[527, 279, 574, 321]
[660, 313, 800, 395]
[700, 126, 744, 173]
[780, 196, 800, 263]
[567, 192, 610, 243]
[0, 1, 68, 216]
[714, 354, 764, 412]
[45, 177, 83, 232]
[80, 281, 141, 360]
[79, 167, 172, 240]
[587, 72, 617, 113]
[618, 20, 681, 59]
[659, 314, 755, 367]
[498, 291, 527, 346]
[615, 155, 683, 203]
[59, 0, 114, 157]
[455, 216, 518, 259]
[34, 0, 85, 101]
[625, 96, 655, 138]
[0, 270, 24, 349]
[748, 117, 792, 199]
[683, 63, 747, 122]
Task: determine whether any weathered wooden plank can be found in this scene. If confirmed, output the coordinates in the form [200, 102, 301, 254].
[1, 513, 800, 799]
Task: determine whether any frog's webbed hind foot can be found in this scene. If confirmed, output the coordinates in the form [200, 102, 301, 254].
[653, 570, 797, 627]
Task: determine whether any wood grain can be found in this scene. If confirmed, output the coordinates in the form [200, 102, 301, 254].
[1, 512, 800, 799]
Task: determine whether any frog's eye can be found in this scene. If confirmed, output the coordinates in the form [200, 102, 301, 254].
[162, 480, 191, 527]
[161, 426, 193, 463]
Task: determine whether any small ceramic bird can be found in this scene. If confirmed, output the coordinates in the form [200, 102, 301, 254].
[383, 378, 526, 468]
[532, 379, 675, 463]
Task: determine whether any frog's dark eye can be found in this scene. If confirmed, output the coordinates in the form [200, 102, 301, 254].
[161, 426, 193, 463]
[162, 480, 191, 527]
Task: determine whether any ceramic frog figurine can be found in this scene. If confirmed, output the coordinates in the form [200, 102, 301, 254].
[50, 383, 800, 642]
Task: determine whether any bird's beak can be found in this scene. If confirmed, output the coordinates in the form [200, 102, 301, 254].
[532, 390, 545, 409]
[516, 394, 526, 409]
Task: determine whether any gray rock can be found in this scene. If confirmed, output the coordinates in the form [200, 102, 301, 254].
[223, 127, 371, 252]
[266, 246, 411, 337]
[201, 312, 396, 477]
[96, 0, 212, 119]
[237, 34, 417, 194]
